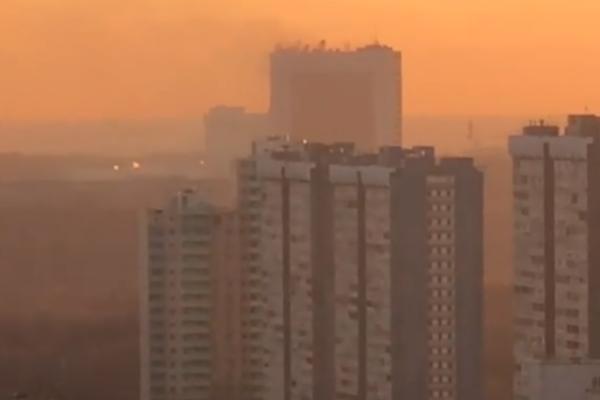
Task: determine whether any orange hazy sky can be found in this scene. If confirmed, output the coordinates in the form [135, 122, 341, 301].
[2, 0, 600, 120]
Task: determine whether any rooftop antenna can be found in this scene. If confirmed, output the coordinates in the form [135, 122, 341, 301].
[467, 119, 479, 151]
[467, 120, 474, 141]
[368, 12, 380, 46]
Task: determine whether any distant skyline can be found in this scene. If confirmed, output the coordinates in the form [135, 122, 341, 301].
[3, 0, 600, 121]
[0, 115, 580, 155]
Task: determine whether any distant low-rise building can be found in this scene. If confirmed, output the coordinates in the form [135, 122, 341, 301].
[204, 106, 273, 179]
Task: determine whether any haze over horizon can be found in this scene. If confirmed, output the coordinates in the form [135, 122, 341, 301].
[5, 3, 586, 399]
[3, 0, 600, 125]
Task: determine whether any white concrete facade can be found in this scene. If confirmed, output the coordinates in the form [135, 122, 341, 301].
[140, 190, 239, 400]
[237, 138, 481, 400]
[510, 132, 595, 399]
[237, 143, 312, 399]
[330, 169, 394, 400]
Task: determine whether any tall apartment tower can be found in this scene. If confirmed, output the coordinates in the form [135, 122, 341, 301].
[237, 139, 483, 400]
[140, 190, 241, 400]
[509, 116, 600, 399]
[270, 44, 402, 149]
[236, 137, 307, 400]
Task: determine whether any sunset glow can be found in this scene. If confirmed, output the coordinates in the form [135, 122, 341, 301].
[3, 0, 600, 120]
